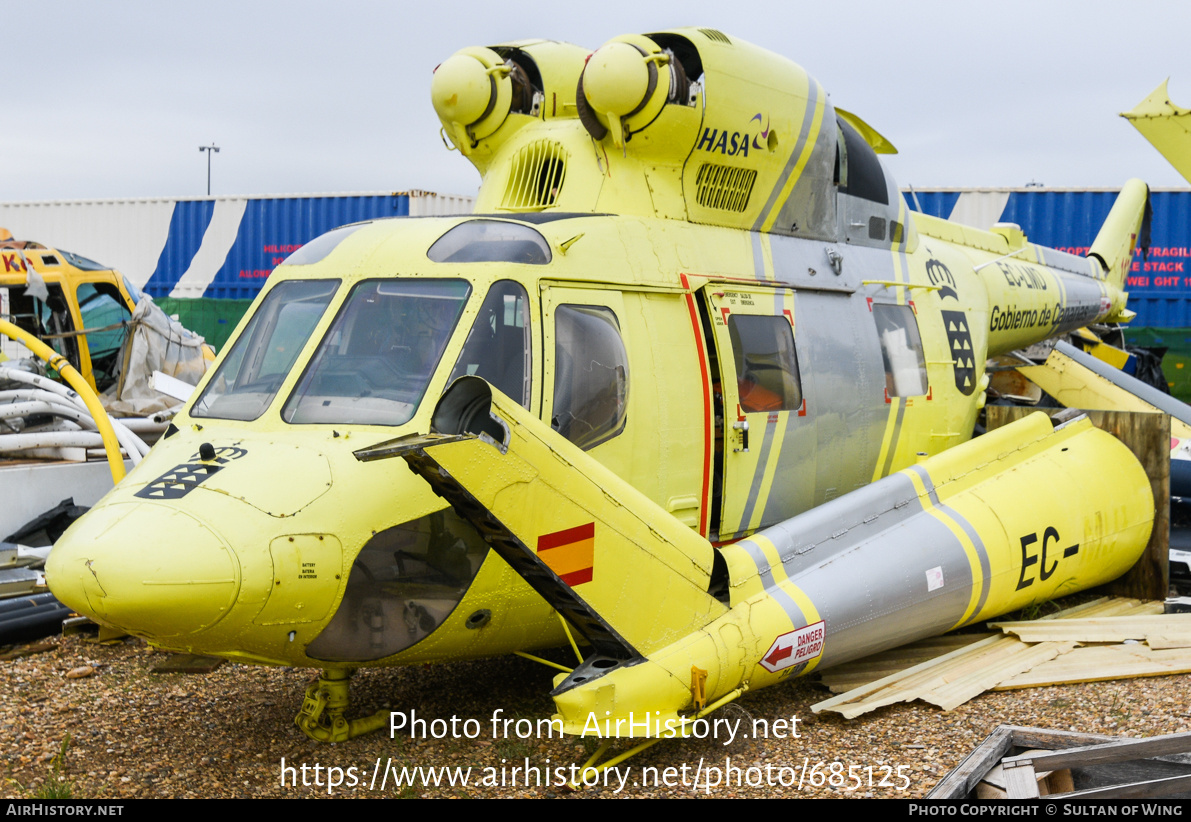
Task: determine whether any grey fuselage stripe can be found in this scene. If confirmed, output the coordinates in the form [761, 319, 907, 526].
[737, 416, 777, 533]
[735, 538, 807, 628]
[752, 81, 820, 232]
[904, 464, 992, 621]
[880, 398, 907, 478]
[737, 472, 930, 630]
[752, 231, 766, 281]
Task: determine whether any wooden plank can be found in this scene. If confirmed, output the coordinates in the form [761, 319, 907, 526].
[934, 726, 1191, 800]
[1148, 634, 1191, 650]
[1058, 773, 1191, 800]
[974, 748, 1071, 797]
[843, 638, 1031, 710]
[1009, 726, 1132, 750]
[811, 635, 1004, 715]
[995, 644, 1191, 689]
[989, 598, 1164, 627]
[926, 725, 1016, 799]
[922, 641, 1077, 711]
[825, 638, 1047, 718]
[819, 599, 1173, 717]
[985, 407, 1169, 602]
[825, 599, 1157, 696]
[1067, 599, 1164, 618]
[818, 634, 996, 693]
[1002, 760, 1041, 799]
[1004, 731, 1191, 771]
[995, 614, 1191, 643]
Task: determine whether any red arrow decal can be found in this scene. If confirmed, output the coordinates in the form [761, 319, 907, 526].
[764, 644, 793, 667]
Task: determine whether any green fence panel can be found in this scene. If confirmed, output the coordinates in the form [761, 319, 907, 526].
[155, 297, 253, 354]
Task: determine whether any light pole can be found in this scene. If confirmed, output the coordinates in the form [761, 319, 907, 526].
[199, 143, 220, 195]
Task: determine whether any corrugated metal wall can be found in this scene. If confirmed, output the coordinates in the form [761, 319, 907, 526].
[906, 188, 1191, 328]
[0, 191, 474, 299]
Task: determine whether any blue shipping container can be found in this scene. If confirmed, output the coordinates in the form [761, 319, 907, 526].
[143, 193, 409, 300]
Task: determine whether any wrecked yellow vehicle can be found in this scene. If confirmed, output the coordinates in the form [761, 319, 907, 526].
[0, 228, 149, 392]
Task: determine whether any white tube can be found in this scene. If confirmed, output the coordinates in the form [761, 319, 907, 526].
[0, 431, 107, 452]
[0, 388, 78, 408]
[0, 368, 150, 463]
[117, 418, 171, 434]
[23, 420, 84, 433]
[0, 369, 82, 405]
[0, 401, 93, 428]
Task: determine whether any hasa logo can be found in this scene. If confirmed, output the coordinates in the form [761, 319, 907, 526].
[696, 113, 770, 157]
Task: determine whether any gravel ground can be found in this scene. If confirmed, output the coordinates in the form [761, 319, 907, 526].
[1, 629, 1189, 800]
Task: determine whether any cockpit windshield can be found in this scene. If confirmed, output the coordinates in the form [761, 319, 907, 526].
[282, 279, 471, 426]
[192, 279, 339, 421]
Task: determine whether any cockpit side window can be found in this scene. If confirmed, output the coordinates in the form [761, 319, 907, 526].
[552, 305, 628, 450]
[447, 280, 532, 408]
[728, 314, 802, 413]
[282, 279, 471, 426]
[873, 303, 928, 397]
[192, 279, 339, 421]
[837, 118, 888, 205]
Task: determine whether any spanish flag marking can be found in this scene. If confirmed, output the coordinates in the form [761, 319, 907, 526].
[536, 522, 595, 586]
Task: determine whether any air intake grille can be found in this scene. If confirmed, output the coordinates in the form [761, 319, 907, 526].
[698, 28, 732, 44]
[696, 164, 757, 213]
[501, 140, 568, 211]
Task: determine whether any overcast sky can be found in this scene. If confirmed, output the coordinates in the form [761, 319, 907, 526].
[3, 0, 1189, 202]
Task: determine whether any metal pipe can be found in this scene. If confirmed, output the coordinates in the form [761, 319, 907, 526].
[0, 340, 124, 483]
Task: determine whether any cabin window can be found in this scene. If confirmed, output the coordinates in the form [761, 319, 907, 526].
[728, 315, 802, 413]
[837, 118, 888, 206]
[192, 279, 339, 421]
[873, 304, 928, 396]
[307, 509, 491, 662]
[427, 220, 551, 265]
[282, 279, 471, 425]
[552, 305, 628, 450]
[447, 280, 532, 408]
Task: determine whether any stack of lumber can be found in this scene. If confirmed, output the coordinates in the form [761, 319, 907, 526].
[813, 597, 1191, 718]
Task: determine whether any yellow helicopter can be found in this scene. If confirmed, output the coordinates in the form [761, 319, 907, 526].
[47, 28, 1155, 747]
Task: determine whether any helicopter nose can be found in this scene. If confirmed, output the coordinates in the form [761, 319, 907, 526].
[46, 501, 240, 638]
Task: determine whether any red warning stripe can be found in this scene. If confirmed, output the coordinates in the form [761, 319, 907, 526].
[537, 522, 593, 551]
[537, 522, 595, 587]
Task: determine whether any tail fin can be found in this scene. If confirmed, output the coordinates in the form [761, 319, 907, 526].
[1089, 178, 1150, 319]
[1121, 79, 1191, 185]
